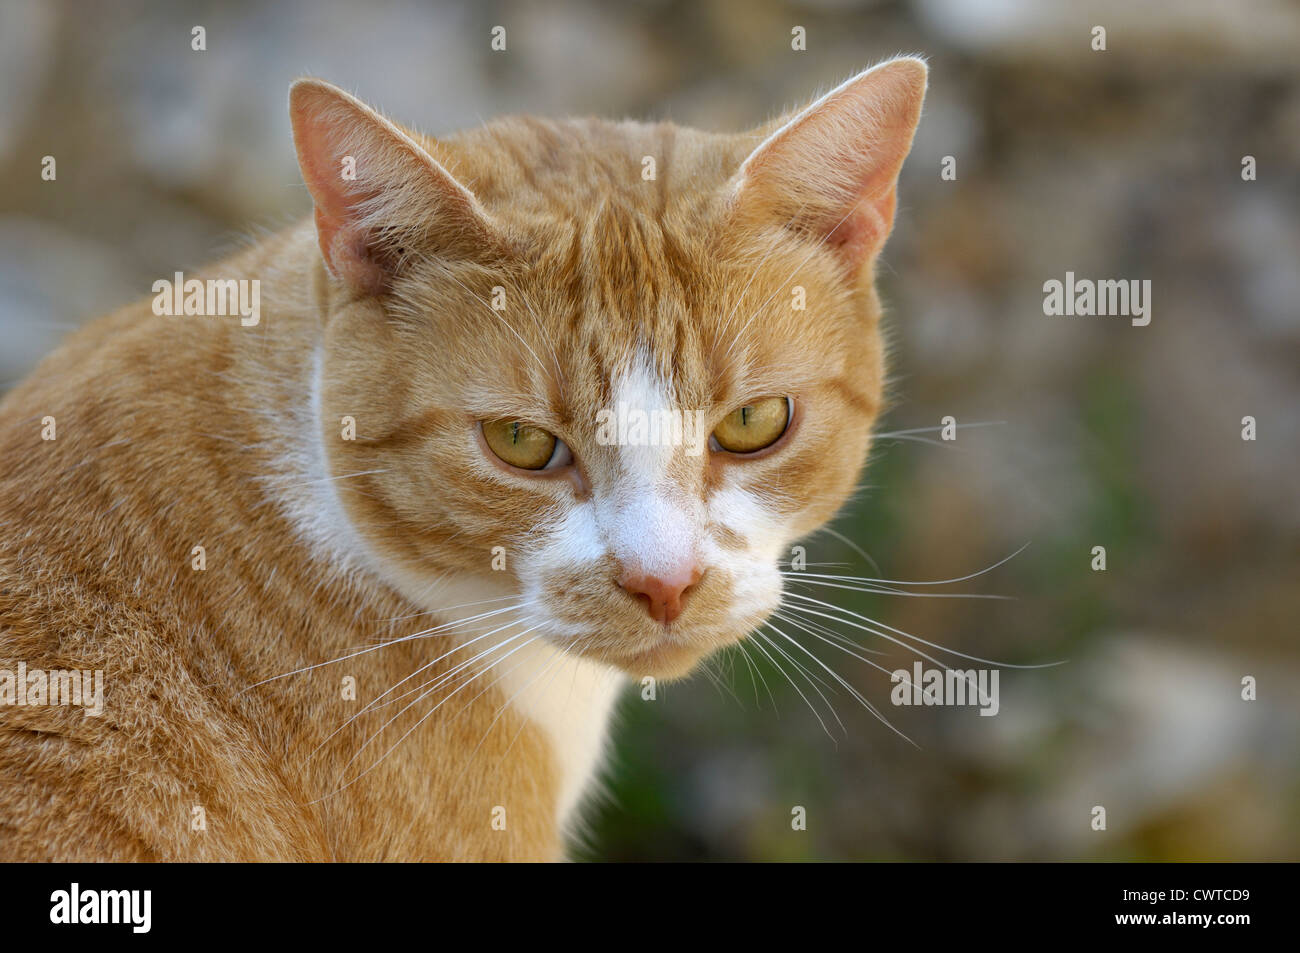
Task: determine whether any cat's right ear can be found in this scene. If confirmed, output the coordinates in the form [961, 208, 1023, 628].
[289, 79, 497, 294]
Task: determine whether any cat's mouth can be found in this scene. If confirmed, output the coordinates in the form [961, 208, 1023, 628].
[527, 561, 782, 680]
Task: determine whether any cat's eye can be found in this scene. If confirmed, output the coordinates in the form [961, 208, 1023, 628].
[481, 419, 570, 471]
[712, 396, 791, 454]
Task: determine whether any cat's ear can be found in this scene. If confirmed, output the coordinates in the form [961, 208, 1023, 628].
[730, 57, 927, 278]
[289, 79, 497, 294]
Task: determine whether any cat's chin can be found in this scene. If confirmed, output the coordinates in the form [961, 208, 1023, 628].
[608, 641, 709, 681]
[558, 634, 713, 682]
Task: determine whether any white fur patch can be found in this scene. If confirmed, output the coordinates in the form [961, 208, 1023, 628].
[702, 483, 785, 623]
[490, 637, 623, 835]
[270, 344, 379, 575]
[598, 353, 700, 576]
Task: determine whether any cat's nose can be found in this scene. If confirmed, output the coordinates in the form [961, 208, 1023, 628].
[615, 562, 703, 624]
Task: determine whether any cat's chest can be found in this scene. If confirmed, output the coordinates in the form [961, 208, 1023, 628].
[492, 639, 624, 832]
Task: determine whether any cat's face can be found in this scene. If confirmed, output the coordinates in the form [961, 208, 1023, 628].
[295, 60, 926, 678]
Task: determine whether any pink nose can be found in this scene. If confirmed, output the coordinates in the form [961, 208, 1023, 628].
[616, 563, 703, 624]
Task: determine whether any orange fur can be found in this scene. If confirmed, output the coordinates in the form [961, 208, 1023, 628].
[0, 59, 926, 860]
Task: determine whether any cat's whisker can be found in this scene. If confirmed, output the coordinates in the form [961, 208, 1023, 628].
[772, 607, 935, 698]
[790, 543, 1032, 588]
[781, 590, 1064, 670]
[780, 595, 989, 673]
[376, 592, 520, 624]
[241, 601, 528, 693]
[779, 574, 1013, 601]
[771, 606, 887, 657]
[718, 644, 745, 694]
[696, 654, 727, 699]
[765, 617, 916, 747]
[365, 627, 555, 773]
[873, 420, 1006, 439]
[345, 622, 540, 748]
[314, 625, 548, 803]
[751, 628, 839, 740]
[384, 615, 552, 725]
[354, 601, 527, 649]
[771, 606, 998, 747]
[260, 468, 392, 491]
[758, 624, 847, 733]
[872, 433, 950, 448]
[742, 630, 814, 727]
[773, 608, 873, 661]
[700, 652, 746, 708]
[732, 637, 777, 712]
[867, 419, 1007, 453]
[812, 525, 881, 575]
[308, 610, 538, 760]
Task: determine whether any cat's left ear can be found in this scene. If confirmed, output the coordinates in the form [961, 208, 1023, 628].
[289, 79, 498, 295]
[730, 57, 927, 278]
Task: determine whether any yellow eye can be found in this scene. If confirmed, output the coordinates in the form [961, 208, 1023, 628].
[712, 397, 790, 454]
[482, 419, 560, 470]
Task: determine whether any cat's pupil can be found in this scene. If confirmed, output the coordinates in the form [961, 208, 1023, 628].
[741, 406, 752, 426]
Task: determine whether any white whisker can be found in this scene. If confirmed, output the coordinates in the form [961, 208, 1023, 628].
[240, 602, 527, 694]
[752, 629, 837, 740]
[766, 617, 916, 747]
[782, 591, 1062, 670]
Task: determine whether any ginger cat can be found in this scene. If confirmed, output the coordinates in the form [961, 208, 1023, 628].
[0, 58, 926, 861]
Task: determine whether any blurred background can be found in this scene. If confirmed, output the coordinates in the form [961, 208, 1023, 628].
[1, 0, 1296, 860]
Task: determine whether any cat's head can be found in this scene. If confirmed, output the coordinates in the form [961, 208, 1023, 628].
[290, 59, 926, 679]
